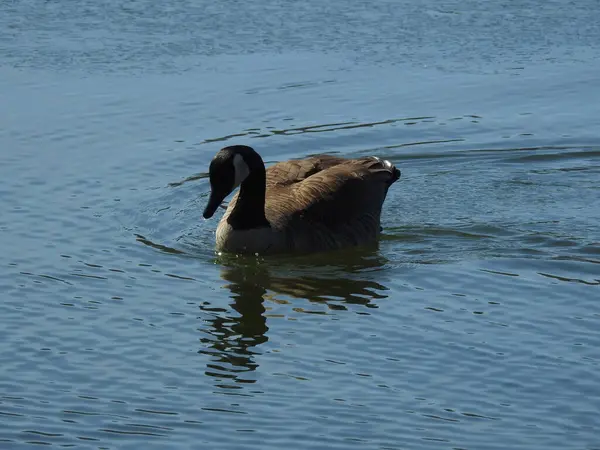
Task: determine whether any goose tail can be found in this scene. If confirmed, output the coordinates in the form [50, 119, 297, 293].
[381, 158, 401, 185]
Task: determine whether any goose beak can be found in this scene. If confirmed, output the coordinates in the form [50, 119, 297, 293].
[203, 190, 227, 219]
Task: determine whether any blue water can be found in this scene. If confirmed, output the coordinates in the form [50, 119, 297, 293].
[1, 1, 599, 449]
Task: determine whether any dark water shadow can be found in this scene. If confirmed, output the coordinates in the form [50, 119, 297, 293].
[198, 246, 390, 390]
[220, 247, 390, 306]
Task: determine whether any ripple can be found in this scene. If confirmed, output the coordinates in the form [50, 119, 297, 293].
[505, 148, 600, 163]
[537, 272, 600, 286]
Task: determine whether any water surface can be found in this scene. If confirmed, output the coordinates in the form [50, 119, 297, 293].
[1, 1, 599, 449]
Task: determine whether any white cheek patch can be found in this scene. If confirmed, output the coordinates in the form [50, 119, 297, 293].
[232, 153, 250, 189]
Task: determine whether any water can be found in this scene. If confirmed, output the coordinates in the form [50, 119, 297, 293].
[1, 1, 600, 449]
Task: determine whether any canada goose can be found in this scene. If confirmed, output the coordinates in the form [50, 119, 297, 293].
[203, 145, 401, 255]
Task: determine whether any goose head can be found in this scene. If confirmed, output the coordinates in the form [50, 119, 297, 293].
[203, 145, 264, 219]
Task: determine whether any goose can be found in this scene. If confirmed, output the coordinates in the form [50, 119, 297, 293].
[203, 145, 401, 255]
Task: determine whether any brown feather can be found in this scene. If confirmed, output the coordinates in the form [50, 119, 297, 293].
[271, 157, 395, 250]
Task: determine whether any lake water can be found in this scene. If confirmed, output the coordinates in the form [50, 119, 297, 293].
[1, 1, 599, 449]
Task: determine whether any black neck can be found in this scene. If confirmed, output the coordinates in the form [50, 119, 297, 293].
[227, 166, 270, 230]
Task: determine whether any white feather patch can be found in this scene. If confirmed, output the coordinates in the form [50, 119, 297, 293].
[373, 156, 393, 169]
[232, 153, 250, 189]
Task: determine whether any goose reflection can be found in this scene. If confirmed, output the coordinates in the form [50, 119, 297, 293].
[199, 247, 390, 388]
[198, 264, 268, 387]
